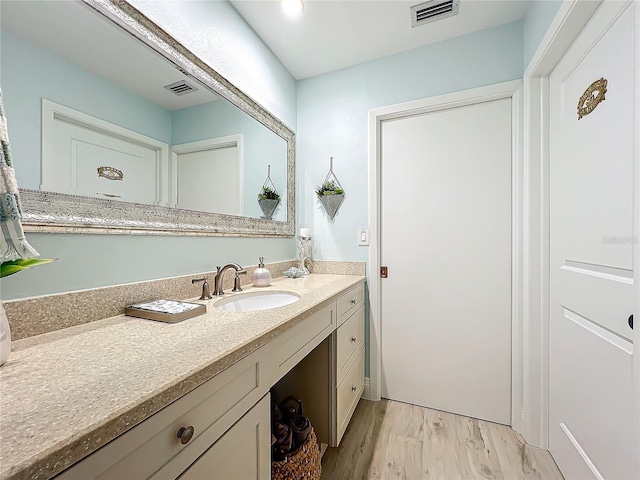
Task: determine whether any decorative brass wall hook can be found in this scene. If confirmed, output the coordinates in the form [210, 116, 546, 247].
[97, 166, 124, 181]
[577, 77, 607, 120]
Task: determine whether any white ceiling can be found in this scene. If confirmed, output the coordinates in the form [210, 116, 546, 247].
[230, 0, 532, 80]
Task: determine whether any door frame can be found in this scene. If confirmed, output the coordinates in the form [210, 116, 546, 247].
[525, 0, 639, 468]
[367, 79, 523, 429]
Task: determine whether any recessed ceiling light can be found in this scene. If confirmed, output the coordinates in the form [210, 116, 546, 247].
[281, 0, 303, 18]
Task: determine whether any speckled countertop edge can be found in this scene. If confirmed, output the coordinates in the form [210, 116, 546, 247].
[0, 274, 366, 480]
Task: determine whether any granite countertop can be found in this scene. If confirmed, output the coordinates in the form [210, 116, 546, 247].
[0, 274, 365, 480]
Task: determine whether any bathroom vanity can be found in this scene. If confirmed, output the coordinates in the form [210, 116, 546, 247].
[0, 274, 365, 480]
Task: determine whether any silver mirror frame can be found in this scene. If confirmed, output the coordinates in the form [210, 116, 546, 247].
[20, 0, 295, 237]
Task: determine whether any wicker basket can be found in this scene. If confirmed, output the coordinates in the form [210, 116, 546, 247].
[271, 427, 322, 480]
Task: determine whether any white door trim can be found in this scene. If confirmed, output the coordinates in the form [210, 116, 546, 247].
[522, 0, 604, 450]
[367, 79, 523, 429]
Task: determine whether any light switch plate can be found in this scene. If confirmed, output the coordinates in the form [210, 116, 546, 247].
[358, 228, 369, 246]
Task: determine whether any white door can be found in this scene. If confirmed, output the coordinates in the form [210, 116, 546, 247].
[380, 98, 513, 425]
[176, 145, 241, 215]
[549, 2, 637, 479]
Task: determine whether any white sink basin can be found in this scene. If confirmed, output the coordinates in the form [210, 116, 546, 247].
[214, 291, 301, 312]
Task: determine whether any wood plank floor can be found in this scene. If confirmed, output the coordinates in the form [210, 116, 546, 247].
[321, 399, 564, 480]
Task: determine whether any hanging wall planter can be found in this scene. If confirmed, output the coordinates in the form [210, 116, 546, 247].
[257, 165, 280, 220]
[316, 157, 345, 220]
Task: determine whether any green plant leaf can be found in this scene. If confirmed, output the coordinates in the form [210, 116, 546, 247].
[1, 257, 59, 278]
[0, 264, 29, 277]
[258, 186, 279, 200]
[315, 180, 344, 198]
[15, 258, 58, 268]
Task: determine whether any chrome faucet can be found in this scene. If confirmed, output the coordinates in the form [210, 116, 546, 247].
[213, 263, 245, 295]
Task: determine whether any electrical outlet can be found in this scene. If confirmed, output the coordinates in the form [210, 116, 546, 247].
[358, 228, 369, 246]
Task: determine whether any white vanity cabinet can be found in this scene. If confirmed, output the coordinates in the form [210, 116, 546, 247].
[272, 283, 366, 447]
[56, 345, 271, 480]
[270, 302, 336, 384]
[54, 280, 365, 480]
[335, 301, 366, 444]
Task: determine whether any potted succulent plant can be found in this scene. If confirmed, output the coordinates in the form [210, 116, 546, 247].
[1, 257, 57, 366]
[315, 180, 345, 220]
[258, 185, 281, 220]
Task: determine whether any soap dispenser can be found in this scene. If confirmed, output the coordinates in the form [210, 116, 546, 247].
[253, 257, 272, 287]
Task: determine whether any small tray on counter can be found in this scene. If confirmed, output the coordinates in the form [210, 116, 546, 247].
[125, 299, 206, 323]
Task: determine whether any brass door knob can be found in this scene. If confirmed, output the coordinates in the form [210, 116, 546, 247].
[177, 426, 195, 445]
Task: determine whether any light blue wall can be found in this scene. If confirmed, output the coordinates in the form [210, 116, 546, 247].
[0, 30, 172, 189]
[172, 101, 288, 221]
[524, 0, 563, 69]
[1, 0, 298, 300]
[297, 20, 524, 264]
[1, 234, 294, 299]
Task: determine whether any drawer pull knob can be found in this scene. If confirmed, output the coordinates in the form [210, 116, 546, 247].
[177, 426, 195, 445]
[350, 299, 357, 305]
[351, 336, 357, 343]
[351, 386, 357, 392]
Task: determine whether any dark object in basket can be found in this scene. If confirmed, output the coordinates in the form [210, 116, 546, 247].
[290, 413, 311, 447]
[278, 395, 303, 422]
[271, 427, 322, 480]
[271, 396, 319, 478]
[273, 396, 310, 461]
[273, 421, 294, 459]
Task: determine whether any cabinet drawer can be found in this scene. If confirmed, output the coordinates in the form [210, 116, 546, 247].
[271, 303, 335, 384]
[336, 283, 365, 327]
[336, 348, 365, 445]
[336, 306, 364, 383]
[178, 393, 271, 480]
[58, 347, 268, 480]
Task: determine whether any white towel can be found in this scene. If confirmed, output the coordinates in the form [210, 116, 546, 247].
[0, 88, 39, 262]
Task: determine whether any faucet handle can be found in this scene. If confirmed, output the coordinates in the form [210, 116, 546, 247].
[191, 277, 212, 300]
[233, 270, 247, 292]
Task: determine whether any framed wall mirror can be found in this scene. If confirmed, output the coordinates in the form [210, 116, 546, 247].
[0, 0, 295, 236]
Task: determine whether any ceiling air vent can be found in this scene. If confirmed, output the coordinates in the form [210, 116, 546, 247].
[410, 0, 460, 28]
[164, 80, 199, 96]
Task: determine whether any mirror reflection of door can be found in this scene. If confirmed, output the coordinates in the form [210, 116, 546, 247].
[41, 99, 171, 206]
[173, 136, 243, 215]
